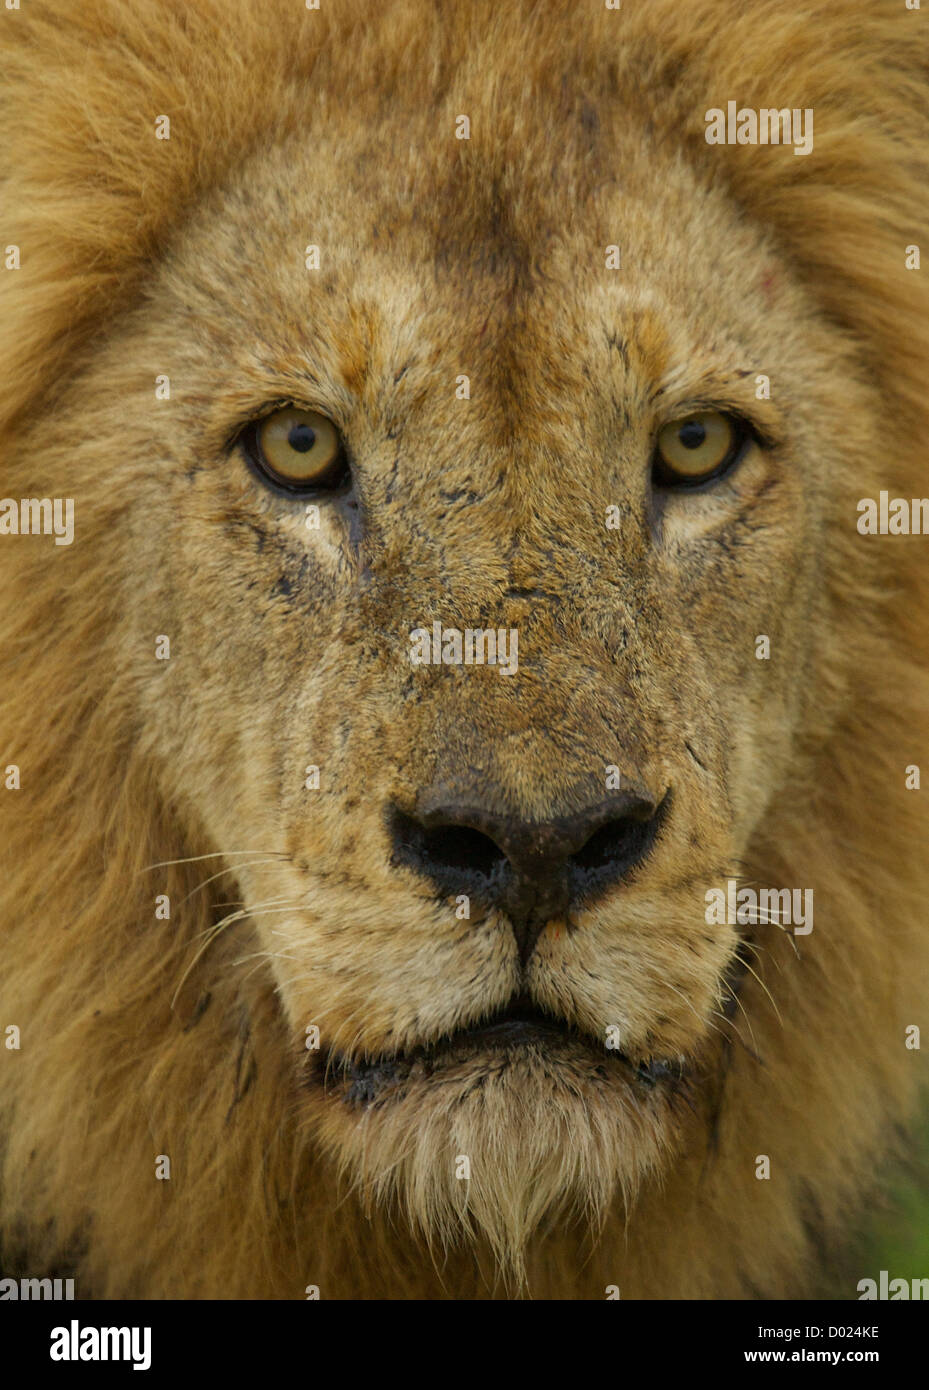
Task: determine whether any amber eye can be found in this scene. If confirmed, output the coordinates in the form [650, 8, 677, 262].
[653, 410, 745, 488]
[243, 406, 348, 493]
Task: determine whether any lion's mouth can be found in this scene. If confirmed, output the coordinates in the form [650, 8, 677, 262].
[316, 995, 687, 1107]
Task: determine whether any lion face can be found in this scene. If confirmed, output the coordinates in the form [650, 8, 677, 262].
[80, 114, 869, 1267]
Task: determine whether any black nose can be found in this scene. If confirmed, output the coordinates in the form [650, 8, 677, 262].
[390, 788, 666, 964]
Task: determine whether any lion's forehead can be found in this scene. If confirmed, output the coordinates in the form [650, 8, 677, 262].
[160, 108, 807, 435]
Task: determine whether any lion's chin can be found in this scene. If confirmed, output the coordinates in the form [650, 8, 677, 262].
[308, 1017, 689, 1280]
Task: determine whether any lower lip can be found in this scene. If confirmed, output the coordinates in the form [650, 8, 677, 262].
[462, 1018, 574, 1047]
[317, 1023, 641, 1106]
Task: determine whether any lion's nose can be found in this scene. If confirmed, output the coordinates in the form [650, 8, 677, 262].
[389, 789, 666, 965]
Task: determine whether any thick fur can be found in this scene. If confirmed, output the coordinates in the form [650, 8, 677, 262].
[1, 0, 927, 1299]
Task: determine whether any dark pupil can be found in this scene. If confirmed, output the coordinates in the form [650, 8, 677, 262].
[678, 420, 706, 450]
[288, 423, 316, 453]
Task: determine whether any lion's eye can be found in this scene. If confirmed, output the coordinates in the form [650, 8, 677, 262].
[244, 407, 348, 493]
[653, 411, 744, 488]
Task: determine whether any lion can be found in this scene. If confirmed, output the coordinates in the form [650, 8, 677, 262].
[0, 0, 927, 1301]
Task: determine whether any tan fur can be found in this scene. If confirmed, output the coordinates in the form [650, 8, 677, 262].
[1, 0, 927, 1299]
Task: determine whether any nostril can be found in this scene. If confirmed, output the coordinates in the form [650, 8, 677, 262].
[419, 824, 505, 877]
[390, 809, 506, 885]
[569, 805, 665, 897]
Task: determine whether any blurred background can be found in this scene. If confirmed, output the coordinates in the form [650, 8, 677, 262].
[855, 1112, 929, 1297]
